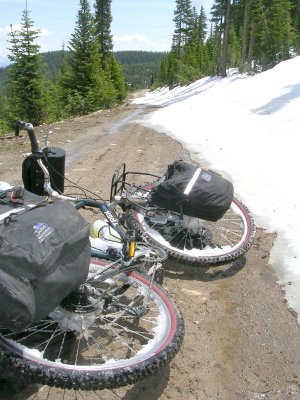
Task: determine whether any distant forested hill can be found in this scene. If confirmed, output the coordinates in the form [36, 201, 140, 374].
[115, 51, 165, 90]
[0, 50, 165, 93]
[0, 50, 165, 95]
[0, 51, 165, 100]
[115, 51, 165, 65]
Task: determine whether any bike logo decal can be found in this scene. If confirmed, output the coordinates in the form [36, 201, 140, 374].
[104, 211, 118, 227]
[33, 222, 55, 243]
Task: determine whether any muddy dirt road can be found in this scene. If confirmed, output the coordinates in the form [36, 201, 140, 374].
[0, 102, 299, 400]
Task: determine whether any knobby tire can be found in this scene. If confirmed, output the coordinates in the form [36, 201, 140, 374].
[0, 258, 184, 390]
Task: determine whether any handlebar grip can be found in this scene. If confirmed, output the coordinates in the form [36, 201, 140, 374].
[28, 129, 40, 153]
[15, 120, 40, 153]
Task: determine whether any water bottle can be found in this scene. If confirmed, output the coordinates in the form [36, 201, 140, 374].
[90, 220, 122, 251]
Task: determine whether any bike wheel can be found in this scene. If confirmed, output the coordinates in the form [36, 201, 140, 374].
[127, 196, 256, 265]
[0, 258, 184, 390]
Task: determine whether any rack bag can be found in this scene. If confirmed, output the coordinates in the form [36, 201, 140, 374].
[0, 187, 91, 333]
[150, 160, 234, 222]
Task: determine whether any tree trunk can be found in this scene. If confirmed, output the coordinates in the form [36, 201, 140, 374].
[242, 0, 250, 65]
[247, 29, 254, 66]
[221, 0, 231, 77]
[217, 22, 223, 75]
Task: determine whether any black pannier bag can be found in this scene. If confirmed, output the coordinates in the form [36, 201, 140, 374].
[0, 187, 91, 333]
[150, 160, 234, 222]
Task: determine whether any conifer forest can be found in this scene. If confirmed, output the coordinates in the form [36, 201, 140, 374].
[0, 0, 299, 135]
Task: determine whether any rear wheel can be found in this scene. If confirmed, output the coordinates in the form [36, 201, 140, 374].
[127, 196, 256, 265]
[0, 258, 184, 390]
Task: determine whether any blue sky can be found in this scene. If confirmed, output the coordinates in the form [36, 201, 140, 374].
[0, 0, 214, 66]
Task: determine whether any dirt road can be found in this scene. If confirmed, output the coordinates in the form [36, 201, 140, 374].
[0, 102, 299, 400]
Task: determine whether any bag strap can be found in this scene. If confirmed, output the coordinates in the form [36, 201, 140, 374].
[0, 187, 48, 226]
[0, 186, 26, 204]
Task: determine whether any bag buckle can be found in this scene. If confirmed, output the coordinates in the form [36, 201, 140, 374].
[10, 187, 25, 205]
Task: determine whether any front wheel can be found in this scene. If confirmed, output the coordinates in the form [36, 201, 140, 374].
[0, 258, 184, 390]
[127, 196, 256, 265]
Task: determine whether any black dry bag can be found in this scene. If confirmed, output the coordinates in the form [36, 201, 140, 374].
[150, 160, 234, 222]
[22, 147, 65, 196]
[0, 187, 90, 333]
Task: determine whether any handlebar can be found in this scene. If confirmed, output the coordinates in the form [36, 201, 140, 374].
[15, 120, 40, 154]
[14, 120, 57, 198]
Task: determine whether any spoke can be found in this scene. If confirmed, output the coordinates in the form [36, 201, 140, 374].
[222, 217, 243, 224]
[101, 312, 158, 325]
[171, 228, 187, 245]
[81, 330, 108, 364]
[57, 330, 69, 362]
[74, 335, 82, 366]
[102, 315, 154, 340]
[9, 320, 59, 345]
[219, 227, 243, 237]
[114, 323, 153, 341]
[40, 324, 61, 356]
[147, 220, 164, 231]
[31, 330, 68, 354]
[212, 226, 243, 242]
[1, 319, 51, 339]
[103, 323, 138, 356]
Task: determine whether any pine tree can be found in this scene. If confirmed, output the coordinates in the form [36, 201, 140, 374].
[67, 0, 101, 95]
[156, 51, 180, 87]
[265, 0, 294, 68]
[248, 0, 268, 70]
[206, 26, 220, 75]
[221, 0, 231, 76]
[94, 0, 113, 63]
[183, 7, 200, 72]
[156, 1, 213, 86]
[227, 23, 242, 68]
[195, 7, 209, 74]
[47, 45, 70, 120]
[290, 0, 300, 50]
[94, 0, 126, 102]
[105, 54, 127, 102]
[187, 6, 208, 74]
[65, 0, 116, 114]
[241, 0, 252, 67]
[172, 0, 194, 55]
[211, 0, 226, 74]
[197, 6, 208, 43]
[7, 4, 45, 125]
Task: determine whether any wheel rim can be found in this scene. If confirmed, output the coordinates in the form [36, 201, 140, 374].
[134, 197, 252, 258]
[0, 259, 176, 371]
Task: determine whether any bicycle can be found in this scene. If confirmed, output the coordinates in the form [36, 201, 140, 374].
[109, 162, 256, 266]
[0, 121, 184, 391]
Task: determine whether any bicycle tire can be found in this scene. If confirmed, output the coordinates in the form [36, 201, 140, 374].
[127, 195, 256, 265]
[0, 258, 184, 390]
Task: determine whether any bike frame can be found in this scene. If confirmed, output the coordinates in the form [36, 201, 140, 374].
[15, 120, 165, 269]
